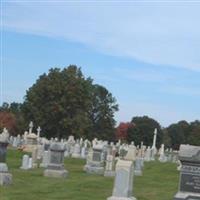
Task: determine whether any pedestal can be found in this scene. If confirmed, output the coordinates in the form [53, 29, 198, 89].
[104, 170, 115, 177]
[174, 192, 200, 200]
[0, 163, 12, 185]
[107, 196, 137, 200]
[44, 169, 68, 178]
[84, 164, 104, 175]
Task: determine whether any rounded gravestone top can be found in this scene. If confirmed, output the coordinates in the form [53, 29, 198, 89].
[179, 144, 200, 163]
[50, 142, 66, 151]
[0, 128, 10, 143]
[0, 163, 8, 172]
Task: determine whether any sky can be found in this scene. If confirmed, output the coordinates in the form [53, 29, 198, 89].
[1, 1, 200, 127]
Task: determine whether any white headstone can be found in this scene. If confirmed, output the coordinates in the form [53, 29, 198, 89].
[107, 159, 137, 200]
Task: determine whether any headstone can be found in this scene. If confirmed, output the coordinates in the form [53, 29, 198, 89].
[28, 157, 32, 169]
[174, 144, 200, 200]
[40, 151, 50, 168]
[134, 158, 143, 176]
[37, 144, 44, 160]
[20, 155, 30, 170]
[104, 154, 115, 177]
[144, 147, 151, 162]
[84, 147, 104, 175]
[124, 144, 136, 161]
[64, 143, 70, 158]
[81, 146, 86, 159]
[72, 143, 81, 158]
[32, 147, 38, 168]
[0, 128, 12, 185]
[159, 144, 167, 163]
[12, 137, 19, 148]
[107, 159, 137, 200]
[23, 133, 38, 153]
[44, 142, 68, 178]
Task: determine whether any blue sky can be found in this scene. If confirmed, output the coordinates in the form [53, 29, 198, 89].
[1, 1, 200, 126]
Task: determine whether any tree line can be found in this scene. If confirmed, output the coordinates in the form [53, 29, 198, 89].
[0, 65, 199, 149]
[116, 117, 200, 150]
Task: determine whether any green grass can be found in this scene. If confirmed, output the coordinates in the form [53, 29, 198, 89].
[0, 149, 179, 200]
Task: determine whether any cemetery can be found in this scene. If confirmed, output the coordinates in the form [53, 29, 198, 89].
[2, 3, 200, 200]
[0, 124, 199, 200]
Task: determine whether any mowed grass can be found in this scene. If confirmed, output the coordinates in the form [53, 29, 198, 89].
[0, 148, 179, 200]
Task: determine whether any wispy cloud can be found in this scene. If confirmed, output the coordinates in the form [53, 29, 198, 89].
[3, 2, 200, 71]
[113, 67, 171, 83]
[161, 85, 200, 97]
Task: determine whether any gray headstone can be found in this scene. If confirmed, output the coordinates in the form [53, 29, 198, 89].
[174, 145, 200, 200]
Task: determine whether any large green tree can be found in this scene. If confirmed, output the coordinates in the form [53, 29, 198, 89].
[127, 116, 163, 147]
[187, 120, 200, 145]
[23, 65, 118, 139]
[166, 120, 190, 149]
[87, 84, 118, 141]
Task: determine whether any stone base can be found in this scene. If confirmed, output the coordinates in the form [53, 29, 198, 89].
[23, 145, 37, 153]
[84, 165, 104, 175]
[20, 166, 29, 170]
[107, 196, 137, 200]
[44, 169, 68, 178]
[134, 170, 142, 176]
[104, 170, 115, 177]
[32, 163, 38, 168]
[71, 154, 81, 159]
[40, 163, 48, 168]
[174, 192, 200, 200]
[0, 173, 12, 186]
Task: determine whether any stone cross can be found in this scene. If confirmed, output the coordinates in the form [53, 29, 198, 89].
[29, 121, 34, 134]
[37, 126, 41, 138]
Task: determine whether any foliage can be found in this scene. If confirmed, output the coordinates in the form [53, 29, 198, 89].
[23, 65, 118, 139]
[87, 84, 118, 141]
[116, 122, 134, 141]
[0, 111, 16, 134]
[0, 102, 25, 135]
[127, 116, 163, 147]
[165, 120, 190, 149]
[187, 120, 200, 145]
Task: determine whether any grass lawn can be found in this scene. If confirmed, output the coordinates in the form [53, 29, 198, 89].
[0, 149, 179, 200]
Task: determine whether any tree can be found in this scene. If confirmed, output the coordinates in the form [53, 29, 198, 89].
[0, 111, 17, 134]
[0, 102, 25, 135]
[87, 84, 118, 141]
[127, 116, 163, 147]
[116, 122, 134, 141]
[187, 120, 200, 146]
[162, 128, 172, 148]
[23, 65, 118, 140]
[166, 120, 189, 149]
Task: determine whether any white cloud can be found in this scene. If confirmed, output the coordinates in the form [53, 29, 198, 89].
[3, 2, 200, 71]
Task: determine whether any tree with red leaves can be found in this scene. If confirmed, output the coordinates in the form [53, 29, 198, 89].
[0, 111, 17, 134]
[116, 122, 134, 141]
